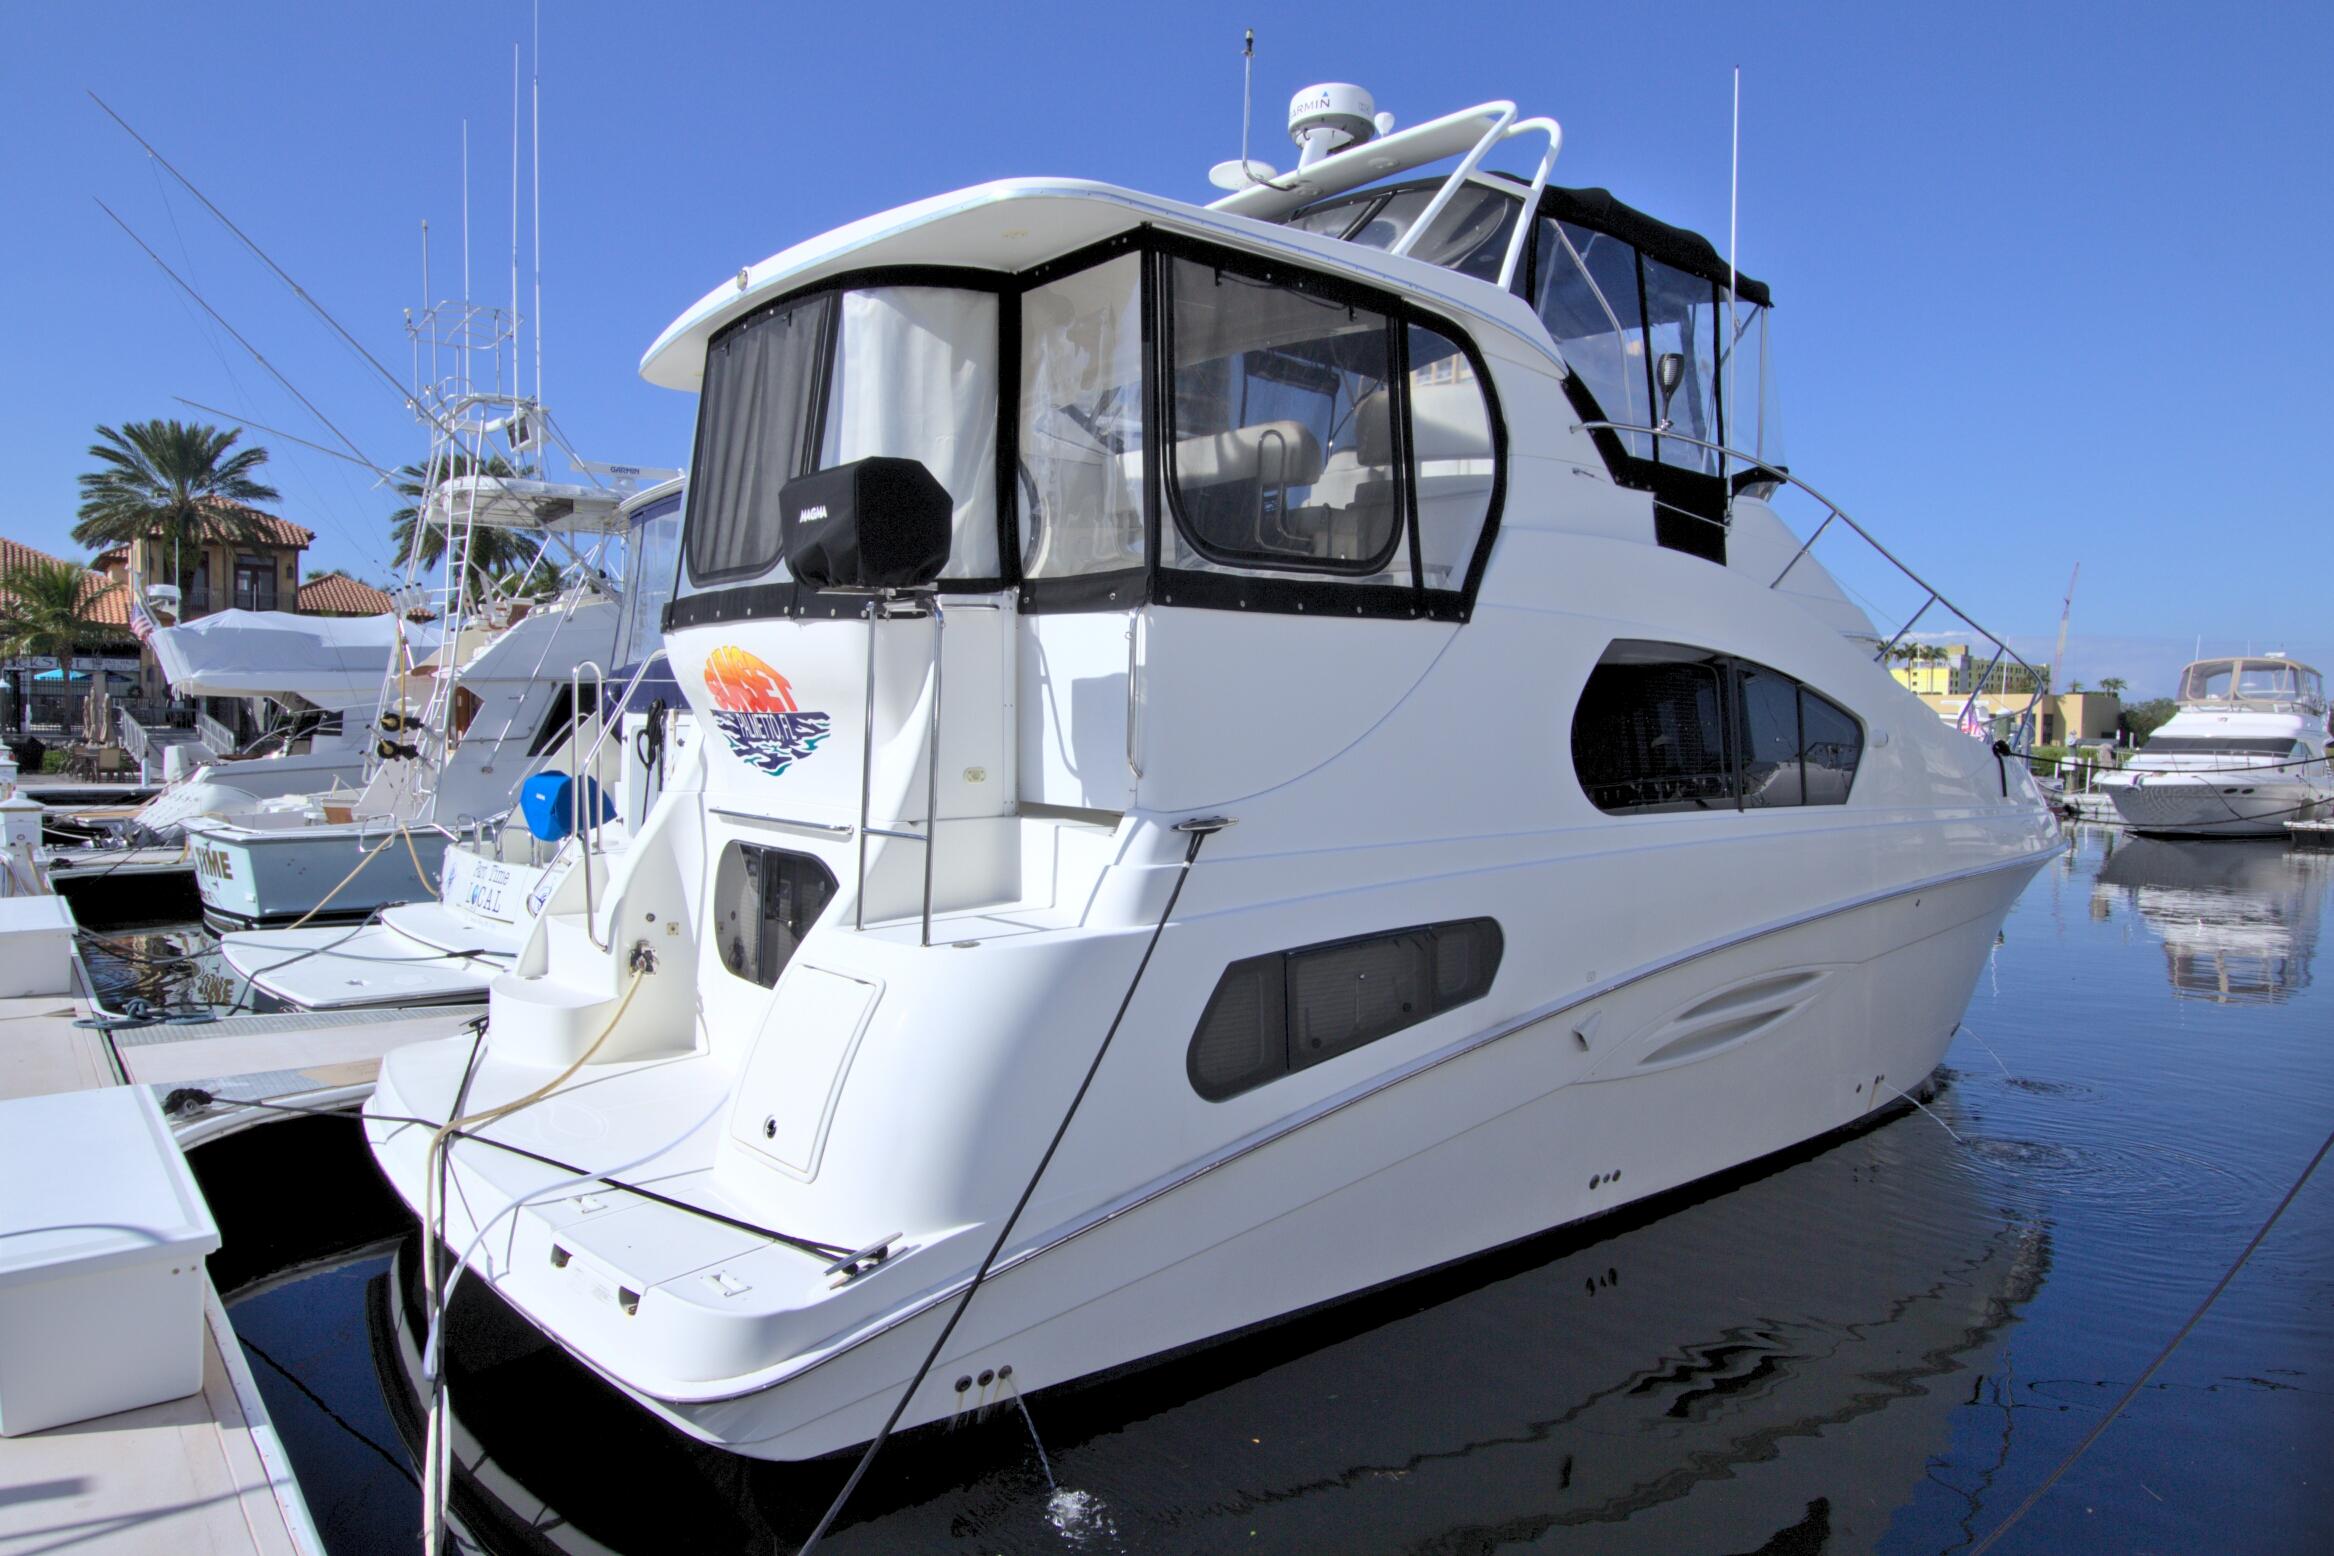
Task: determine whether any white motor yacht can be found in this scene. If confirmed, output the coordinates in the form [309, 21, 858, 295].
[366, 87, 2061, 1464]
[2098, 655, 2332, 837]
[219, 482, 691, 1007]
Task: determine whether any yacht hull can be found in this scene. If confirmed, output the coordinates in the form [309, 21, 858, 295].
[370, 851, 2043, 1462]
[185, 818, 445, 930]
[2102, 773, 2328, 838]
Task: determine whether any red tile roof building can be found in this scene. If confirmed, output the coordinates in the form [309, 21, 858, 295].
[295, 572, 394, 616]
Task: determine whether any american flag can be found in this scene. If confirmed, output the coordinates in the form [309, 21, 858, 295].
[1957, 700, 1987, 738]
[129, 598, 157, 644]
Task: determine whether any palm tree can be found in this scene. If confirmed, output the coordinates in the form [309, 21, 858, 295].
[73, 420, 281, 599]
[2098, 677, 2128, 698]
[0, 561, 121, 735]
[386, 454, 551, 603]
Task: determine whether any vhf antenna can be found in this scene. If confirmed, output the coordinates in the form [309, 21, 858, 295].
[1240, 29, 1255, 186]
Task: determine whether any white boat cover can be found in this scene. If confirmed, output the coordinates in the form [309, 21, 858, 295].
[148, 608, 439, 710]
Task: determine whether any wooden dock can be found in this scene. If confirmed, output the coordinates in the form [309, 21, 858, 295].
[0, 951, 474, 1552]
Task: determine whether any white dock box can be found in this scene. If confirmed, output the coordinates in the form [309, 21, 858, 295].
[0, 892, 77, 998]
[0, 1086, 221, 1435]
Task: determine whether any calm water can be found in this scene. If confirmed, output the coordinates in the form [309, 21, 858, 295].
[183, 827, 2334, 1554]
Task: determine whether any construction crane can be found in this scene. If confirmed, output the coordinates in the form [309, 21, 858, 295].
[2049, 563, 2080, 694]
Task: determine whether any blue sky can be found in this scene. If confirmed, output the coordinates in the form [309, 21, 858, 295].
[5, 1, 2326, 695]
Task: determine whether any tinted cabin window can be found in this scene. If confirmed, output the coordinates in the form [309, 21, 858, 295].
[1573, 639, 1862, 814]
[711, 843, 837, 988]
[1570, 646, 1733, 813]
[1165, 259, 1402, 577]
[1189, 918, 1502, 1101]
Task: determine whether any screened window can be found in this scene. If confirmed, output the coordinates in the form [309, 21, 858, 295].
[711, 843, 837, 988]
[1165, 259, 1401, 576]
[233, 554, 278, 612]
[1189, 918, 1504, 1101]
[686, 286, 1000, 591]
[687, 293, 833, 584]
[1020, 254, 1146, 581]
[1572, 640, 1862, 814]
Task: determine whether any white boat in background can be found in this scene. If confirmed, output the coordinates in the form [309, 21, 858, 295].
[128, 607, 435, 840]
[366, 83, 2061, 1465]
[220, 482, 690, 1007]
[2098, 655, 2333, 837]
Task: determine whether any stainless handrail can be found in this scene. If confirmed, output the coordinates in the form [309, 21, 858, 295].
[850, 595, 945, 947]
[533, 648, 673, 950]
[1125, 610, 1144, 780]
[1577, 421, 2049, 741]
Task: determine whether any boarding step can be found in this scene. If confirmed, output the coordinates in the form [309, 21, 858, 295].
[487, 911, 688, 1068]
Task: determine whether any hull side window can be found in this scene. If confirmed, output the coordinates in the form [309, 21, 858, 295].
[1190, 918, 1503, 1101]
[1573, 639, 1862, 814]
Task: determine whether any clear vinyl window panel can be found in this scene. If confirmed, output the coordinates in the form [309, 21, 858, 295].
[1189, 918, 1504, 1102]
[1534, 219, 1650, 458]
[1019, 253, 1147, 582]
[1406, 322, 1497, 590]
[614, 492, 684, 669]
[1641, 259, 1721, 472]
[1164, 258, 1402, 578]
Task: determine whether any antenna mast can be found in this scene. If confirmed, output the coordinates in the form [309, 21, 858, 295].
[510, 44, 521, 411]
[1240, 30, 1255, 184]
[532, 0, 544, 418]
[1724, 65, 1739, 492]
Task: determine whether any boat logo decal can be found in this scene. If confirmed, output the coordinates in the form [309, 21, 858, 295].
[702, 646, 832, 777]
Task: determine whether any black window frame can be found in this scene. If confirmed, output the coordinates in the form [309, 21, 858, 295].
[710, 842, 838, 990]
[665, 233, 1506, 633]
[1187, 917, 1504, 1102]
[1570, 639, 1863, 816]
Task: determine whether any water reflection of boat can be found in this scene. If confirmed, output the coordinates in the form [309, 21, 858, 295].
[368, 1103, 2045, 1553]
[2093, 837, 2326, 1002]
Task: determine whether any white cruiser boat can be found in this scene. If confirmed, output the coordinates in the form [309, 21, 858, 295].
[367, 87, 2060, 1464]
[219, 482, 690, 1008]
[2098, 655, 2332, 837]
[129, 607, 429, 839]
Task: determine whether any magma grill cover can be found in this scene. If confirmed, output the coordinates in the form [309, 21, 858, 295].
[779, 457, 953, 591]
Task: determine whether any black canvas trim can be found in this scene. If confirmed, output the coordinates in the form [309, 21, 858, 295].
[1017, 568, 1149, 615]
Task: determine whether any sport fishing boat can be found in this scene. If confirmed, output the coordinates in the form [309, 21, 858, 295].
[366, 86, 2061, 1463]
[127, 606, 428, 839]
[218, 481, 690, 1008]
[2098, 655, 2332, 837]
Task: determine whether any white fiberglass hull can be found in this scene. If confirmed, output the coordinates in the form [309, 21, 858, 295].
[367, 851, 2042, 1461]
[2101, 772, 2329, 838]
[133, 752, 367, 841]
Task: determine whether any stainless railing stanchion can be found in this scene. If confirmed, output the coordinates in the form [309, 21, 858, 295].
[920, 599, 944, 949]
[855, 599, 878, 933]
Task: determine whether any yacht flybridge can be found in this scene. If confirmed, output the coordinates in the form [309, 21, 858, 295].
[365, 88, 2061, 1465]
[2099, 655, 2332, 837]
